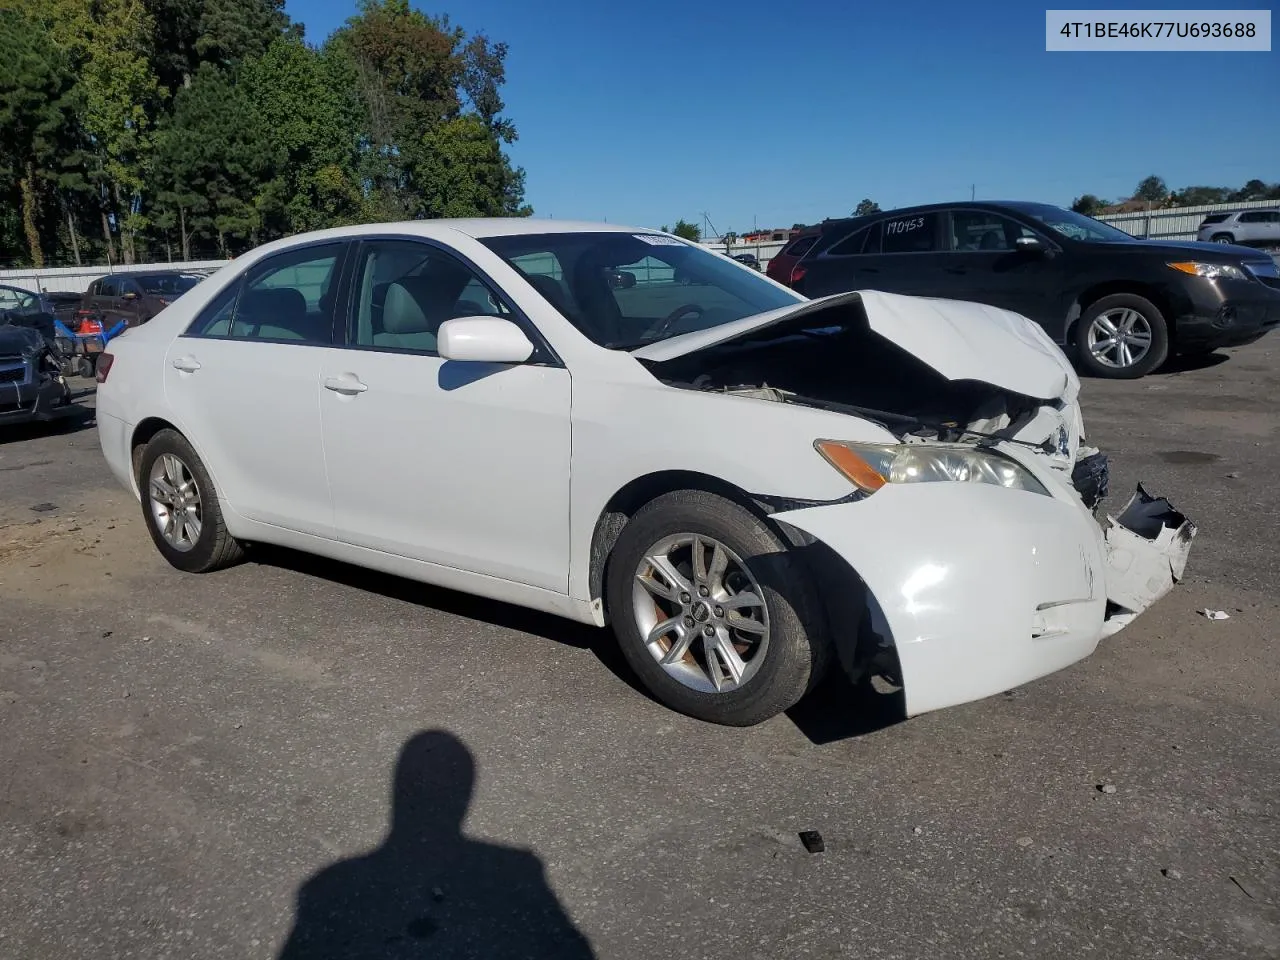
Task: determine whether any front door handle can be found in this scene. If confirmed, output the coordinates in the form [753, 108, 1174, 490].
[171, 356, 201, 373]
[324, 375, 368, 395]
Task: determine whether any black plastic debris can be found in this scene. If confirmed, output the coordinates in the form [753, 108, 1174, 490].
[30, 503, 58, 513]
[799, 830, 824, 853]
[1116, 483, 1190, 540]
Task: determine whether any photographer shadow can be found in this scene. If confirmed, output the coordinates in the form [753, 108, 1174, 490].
[278, 730, 595, 959]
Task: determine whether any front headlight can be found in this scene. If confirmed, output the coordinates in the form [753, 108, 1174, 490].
[1168, 261, 1249, 281]
[815, 440, 1051, 497]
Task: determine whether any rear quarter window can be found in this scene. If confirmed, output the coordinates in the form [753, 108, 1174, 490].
[1200, 214, 1228, 224]
[782, 234, 818, 257]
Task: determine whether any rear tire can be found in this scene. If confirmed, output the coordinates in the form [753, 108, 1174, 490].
[1212, 233, 1235, 244]
[1075, 293, 1169, 379]
[605, 490, 830, 726]
[138, 429, 244, 573]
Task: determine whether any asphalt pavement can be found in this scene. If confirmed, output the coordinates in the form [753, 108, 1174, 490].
[1, 346, 1277, 959]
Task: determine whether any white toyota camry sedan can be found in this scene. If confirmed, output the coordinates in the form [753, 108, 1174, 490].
[94, 219, 1196, 726]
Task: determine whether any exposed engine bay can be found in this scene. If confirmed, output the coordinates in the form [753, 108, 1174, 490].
[643, 319, 1054, 446]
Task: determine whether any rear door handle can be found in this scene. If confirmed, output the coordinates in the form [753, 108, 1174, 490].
[324, 375, 368, 395]
[171, 356, 201, 373]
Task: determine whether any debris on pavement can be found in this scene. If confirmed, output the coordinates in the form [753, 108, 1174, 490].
[912, 826, 923, 836]
[30, 503, 58, 513]
[1016, 836, 1034, 848]
[1161, 868, 1182, 879]
[799, 830, 825, 853]
[1097, 783, 1118, 795]
[1201, 609, 1231, 621]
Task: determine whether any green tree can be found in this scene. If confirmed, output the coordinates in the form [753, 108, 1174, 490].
[1133, 175, 1168, 203]
[0, 11, 80, 267]
[153, 63, 281, 257]
[854, 198, 881, 216]
[1169, 185, 1230, 206]
[20, 0, 165, 263]
[670, 219, 701, 241]
[1070, 194, 1106, 216]
[240, 37, 363, 232]
[1230, 178, 1274, 201]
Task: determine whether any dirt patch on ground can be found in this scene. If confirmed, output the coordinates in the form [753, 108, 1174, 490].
[0, 490, 156, 599]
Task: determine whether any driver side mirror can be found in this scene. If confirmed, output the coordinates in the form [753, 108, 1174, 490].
[437, 316, 534, 364]
[609, 270, 637, 290]
[121, 291, 138, 300]
[1014, 236, 1046, 254]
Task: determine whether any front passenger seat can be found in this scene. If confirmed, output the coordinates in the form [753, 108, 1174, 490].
[375, 279, 441, 352]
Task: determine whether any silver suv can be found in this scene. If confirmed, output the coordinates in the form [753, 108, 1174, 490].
[1196, 208, 1280, 248]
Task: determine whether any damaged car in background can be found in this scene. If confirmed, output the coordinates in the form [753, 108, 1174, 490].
[0, 320, 73, 428]
[94, 221, 1195, 726]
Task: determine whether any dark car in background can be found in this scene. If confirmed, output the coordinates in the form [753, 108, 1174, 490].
[0, 283, 55, 319]
[731, 253, 761, 270]
[791, 201, 1280, 378]
[78, 270, 205, 329]
[0, 322, 72, 427]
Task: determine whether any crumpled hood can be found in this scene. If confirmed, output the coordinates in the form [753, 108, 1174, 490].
[0, 322, 46, 358]
[633, 289, 1079, 403]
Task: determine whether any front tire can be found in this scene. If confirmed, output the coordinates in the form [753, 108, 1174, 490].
[605, 490, 830, 726]
[1075, 293, 1169, 379]
[138, 429, 245, 573]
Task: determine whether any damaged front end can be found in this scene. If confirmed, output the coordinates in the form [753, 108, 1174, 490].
[0, 322, 73, 425]
[639, 289, 1197, 713]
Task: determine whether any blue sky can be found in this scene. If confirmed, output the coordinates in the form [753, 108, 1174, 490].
[288, 0, 1278, 231]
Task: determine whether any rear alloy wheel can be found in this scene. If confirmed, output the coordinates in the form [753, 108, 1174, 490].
[138, 429, 244, 573]
[1076, 293, 1169, 379]
[1212, 233, 1235, 244]
[605, 490, 829, 726]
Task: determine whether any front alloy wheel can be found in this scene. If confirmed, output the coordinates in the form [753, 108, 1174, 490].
[1085, 307, 1153, 371]
[1075, 293, 1169, 379]
[605, 490, 830, 726]
[633, 533, 770, 694]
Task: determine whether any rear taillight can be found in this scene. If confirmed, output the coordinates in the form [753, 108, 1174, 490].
[96, 352, 114, 383]
[789, 263, 807, 288]
[79, 318, 103, 334]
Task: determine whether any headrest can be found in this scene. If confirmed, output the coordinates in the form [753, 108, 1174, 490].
[382, 279, 434, 335]
[240, 287, 306, 324]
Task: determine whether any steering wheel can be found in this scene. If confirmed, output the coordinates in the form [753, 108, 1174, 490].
[645, 303, 704, 341]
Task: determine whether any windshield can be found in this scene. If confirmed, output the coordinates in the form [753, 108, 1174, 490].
[1020, 205, 1135, 243]
[480, 232, 801, 348]
[139, 274, 202, 296]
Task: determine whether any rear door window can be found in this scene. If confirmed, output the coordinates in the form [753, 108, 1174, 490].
[880, 212, 939, 254]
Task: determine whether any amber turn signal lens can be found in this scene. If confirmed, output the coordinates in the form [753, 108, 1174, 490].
[814, 440, 886, 493]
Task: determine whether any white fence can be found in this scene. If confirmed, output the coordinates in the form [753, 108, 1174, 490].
[1095, 198, 1278, 241]
[0, 259, 230, 294]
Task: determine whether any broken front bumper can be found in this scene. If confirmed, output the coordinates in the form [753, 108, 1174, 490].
[774, 473, 1195, 717]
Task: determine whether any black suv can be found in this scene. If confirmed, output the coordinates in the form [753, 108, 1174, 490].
[792, 201, 1280, 378]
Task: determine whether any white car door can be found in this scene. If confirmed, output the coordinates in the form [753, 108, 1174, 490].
[318, 237, 572, 592]
[164, 241, 349, 538]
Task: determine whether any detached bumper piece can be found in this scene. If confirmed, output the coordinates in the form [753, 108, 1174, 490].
[1100, 484, 1197, 638]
